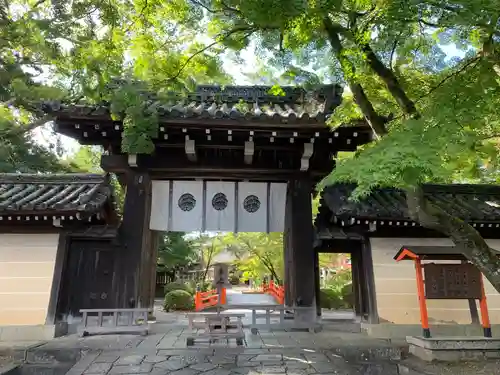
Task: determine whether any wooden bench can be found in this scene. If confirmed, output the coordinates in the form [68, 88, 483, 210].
[185, 312, 245, 346]
[223, 304, 321, 334]
[78, 308, 152, 337]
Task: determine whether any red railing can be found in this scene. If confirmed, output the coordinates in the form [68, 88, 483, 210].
[194, 287, 226, 311]
[263, 280, 285, 304]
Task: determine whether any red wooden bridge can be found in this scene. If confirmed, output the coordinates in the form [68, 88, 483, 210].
[194, 282, 285, 311]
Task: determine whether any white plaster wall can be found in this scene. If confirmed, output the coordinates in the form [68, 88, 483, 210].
[0, 234, 59, 325]
[371, 237, 500, 324]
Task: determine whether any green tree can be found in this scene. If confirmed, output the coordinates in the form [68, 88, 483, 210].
[0, 107, 77, 172]
[67, 145, 125, 214]
[157, 232, 198, 271]
[222, 232, 284, 284]
[164, 0, 500, 291]
[189, 233, 224, 282]
[1, 0, 230, 161]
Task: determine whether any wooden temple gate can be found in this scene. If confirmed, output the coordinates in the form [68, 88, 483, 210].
[45, 84, 373, 322]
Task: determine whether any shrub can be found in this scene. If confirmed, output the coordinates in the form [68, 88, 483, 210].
[164, 290, 194, 311]
[230, 274, 240, 285]
[341, 282, 354, 308]
[320, 288, 344, 309]
[164, 281, 193, 296]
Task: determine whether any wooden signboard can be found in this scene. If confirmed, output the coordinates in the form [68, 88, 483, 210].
[424, 263, 482, 299]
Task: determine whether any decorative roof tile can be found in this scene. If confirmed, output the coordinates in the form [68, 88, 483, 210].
[42, 84, 344, 125]
[0, 173, 113, 215]
[321, 183, 500, 223]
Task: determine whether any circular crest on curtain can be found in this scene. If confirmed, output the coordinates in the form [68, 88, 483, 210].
[212, 192, 228, 211]
[243, 194, 261, 213]
[178, 193, 196, 211]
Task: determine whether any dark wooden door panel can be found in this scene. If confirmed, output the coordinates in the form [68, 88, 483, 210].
[58, 239, 115, 318]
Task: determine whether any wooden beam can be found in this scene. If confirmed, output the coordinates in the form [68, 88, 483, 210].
[185, 138, 197, 162]
[300, 143, 314, 171]
[128, 154, 138, 167]
[244, 141, 254, 164]
[100, 154, 129, 173]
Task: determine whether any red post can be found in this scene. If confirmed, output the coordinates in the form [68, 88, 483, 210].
[195, 292, 201, 311]
[479, 275, 492, 337]
[220, 287, 227, 305]
[414, 259, 430, 338]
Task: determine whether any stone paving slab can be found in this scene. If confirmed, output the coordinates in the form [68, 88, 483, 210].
[66, 347, 408, 374]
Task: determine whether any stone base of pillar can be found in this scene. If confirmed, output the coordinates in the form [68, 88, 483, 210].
[284, 307, 294, 320]
[294, 305, 318, 324]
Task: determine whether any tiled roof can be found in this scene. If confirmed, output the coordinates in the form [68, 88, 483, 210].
[320, 183, 500, 223]
[0, 173, 113, 215]
[42, 84, 344, 125]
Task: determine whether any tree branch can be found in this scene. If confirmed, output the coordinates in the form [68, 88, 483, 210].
[323, 16, 388, 137]
[417, 56, 481, 102]
[0, 115, 55, 138]
[165, 27, 254, 83]
[188, 0, 218, 13]
[359, 43, 420, 118]
[406, 185, 500, 290]
[389, 33, 401, 72]
[189, 0, 241, 15]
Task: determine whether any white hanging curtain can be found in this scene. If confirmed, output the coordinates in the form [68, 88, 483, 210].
[236, 182, 268, 232]
[205, 181, 236, 232]
[150, 180, 170, 231]
[269, 182, 287, 232]
[171, 181, 204, 232]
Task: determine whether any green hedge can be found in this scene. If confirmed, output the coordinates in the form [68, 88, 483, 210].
[164, 290, 194, 311]
[229, 275, 240, 285]
[341, 282, 354, 308]
[164, 281, 193, 296]
[320, 288, 344, 309]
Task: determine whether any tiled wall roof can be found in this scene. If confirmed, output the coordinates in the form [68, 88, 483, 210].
[0, 174, 113, 215]
[321, 183, 500, 222]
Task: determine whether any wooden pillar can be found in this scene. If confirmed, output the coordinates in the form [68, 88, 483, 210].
[351, 249, 362, 318]
[116, 170, 153, 308]
[143, 231, 160, 309]
[314, 250, 321, 317]
[361, 237, 379, 324]
[283, 189, 294, 307]
[288, 176, 316, 319]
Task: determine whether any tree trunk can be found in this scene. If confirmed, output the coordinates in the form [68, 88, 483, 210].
[406, 186, 500, 291]
[482, 36, 500, 79]
[359, 43, 420, 118]
[323, 18, 388, 138]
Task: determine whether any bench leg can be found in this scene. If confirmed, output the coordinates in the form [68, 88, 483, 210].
[236, 338, 244, 346]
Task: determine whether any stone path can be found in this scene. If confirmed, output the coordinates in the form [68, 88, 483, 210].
[67, 347, 406, 375]
[57, 328, 408, 374]
[225, 290, 277, 306]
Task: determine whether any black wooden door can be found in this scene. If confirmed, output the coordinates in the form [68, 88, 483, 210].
[59, 239, 115, 317]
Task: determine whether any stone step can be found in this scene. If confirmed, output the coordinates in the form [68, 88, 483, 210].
[3, 363, 73, 375]
[397, 364, 431, 375]
[322, 320, 361, 333]
[325, 344, 409, 361]
[0, 346, 84, 375]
